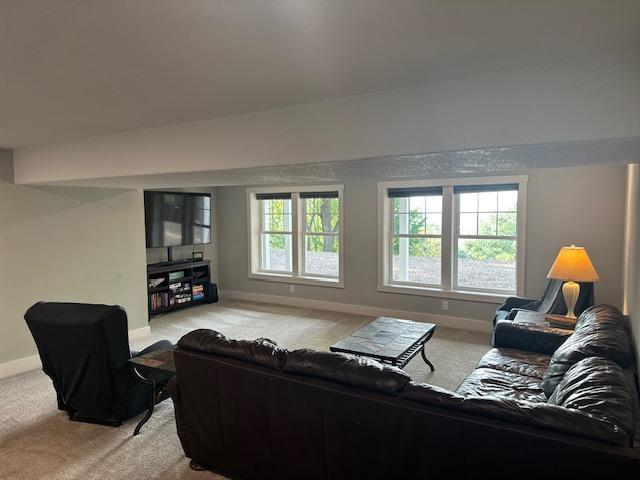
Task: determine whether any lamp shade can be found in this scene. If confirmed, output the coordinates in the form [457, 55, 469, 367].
[547, 245, 600, 282]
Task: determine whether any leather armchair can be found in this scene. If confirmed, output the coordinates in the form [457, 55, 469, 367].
[494, 279, 594, 326]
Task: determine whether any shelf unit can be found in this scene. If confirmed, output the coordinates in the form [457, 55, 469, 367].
[147, 260, 216, 317]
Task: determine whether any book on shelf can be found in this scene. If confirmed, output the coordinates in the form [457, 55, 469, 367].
[148, 277, 166, 289]
[169, 271, 186, 281]
[192, 284, 205, 301]
[150, 292, 169, 310]
[170, 281, 191, 292]
[171, 297, 191, 305]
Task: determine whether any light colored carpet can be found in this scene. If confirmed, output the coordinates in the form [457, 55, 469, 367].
[0, 299, 490, 480]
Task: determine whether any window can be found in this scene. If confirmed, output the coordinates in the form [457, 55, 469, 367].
[455, 186, 518, 293]
[391, 188, 443, 287]
[248, 186, 344, 287]
[379, 177, 526, 301]
[302, 193, 340, 278]
[259, 195, 292, 273]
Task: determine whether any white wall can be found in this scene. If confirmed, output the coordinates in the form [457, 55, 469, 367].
[13, 54, 640, 185]
[0, 151, 149, 366]
[217, 163, 627, 325]
[623, 164, 640, 374]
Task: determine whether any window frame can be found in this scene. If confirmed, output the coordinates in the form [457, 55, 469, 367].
[378, 176, 527, 303]
[248, 185, 344, 288]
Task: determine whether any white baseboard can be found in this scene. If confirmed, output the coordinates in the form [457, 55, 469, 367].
[220, 289, 492, 334]
[0, 325, 153, 380]
[128, 325, 151, 341]
[0, 355, 42, 380]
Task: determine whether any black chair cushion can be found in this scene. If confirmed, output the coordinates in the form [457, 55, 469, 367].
[541, 305, 632, 397]
[283, 349, 411, 395]
[548, 356, 634, 440]
[178, 329, 286, 370]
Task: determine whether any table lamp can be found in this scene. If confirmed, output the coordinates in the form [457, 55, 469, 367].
[547, 245, 599, 319]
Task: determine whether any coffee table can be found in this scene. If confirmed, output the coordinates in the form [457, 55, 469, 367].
[330, 317, 436, 370]
[128, 345, 177, 435]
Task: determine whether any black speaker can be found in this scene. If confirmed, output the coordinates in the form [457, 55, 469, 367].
[208, 283, 219, 303]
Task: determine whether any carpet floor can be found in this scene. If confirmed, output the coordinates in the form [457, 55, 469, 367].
[0, 299, 490, 480]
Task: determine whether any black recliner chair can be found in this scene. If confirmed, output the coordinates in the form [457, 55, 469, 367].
[493, 279, 594, 327]
[24, 302, 172, 426]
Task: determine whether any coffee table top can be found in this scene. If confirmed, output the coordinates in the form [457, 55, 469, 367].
[128, 344, 177, 376]
[330, 316, 436, 366]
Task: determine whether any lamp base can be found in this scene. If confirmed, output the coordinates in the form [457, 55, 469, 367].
[562, 281, 580, 319]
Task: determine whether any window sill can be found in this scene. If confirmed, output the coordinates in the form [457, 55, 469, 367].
[248, 272, 344, 289]
[377, 283, 509, 304]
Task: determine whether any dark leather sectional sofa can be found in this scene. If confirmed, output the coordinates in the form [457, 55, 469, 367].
[168, 305, 639, 478]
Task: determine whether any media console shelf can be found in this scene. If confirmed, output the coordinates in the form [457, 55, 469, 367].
[147, 260, 217, 317]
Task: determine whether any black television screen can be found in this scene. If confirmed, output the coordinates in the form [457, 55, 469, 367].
[144, 191, 211, 248]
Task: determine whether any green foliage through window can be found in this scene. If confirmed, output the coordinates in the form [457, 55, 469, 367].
[459, 239, 516, 261]
[392, 196, 517, 261]
[459, 208, 517, 261]
[305, 198, 339, 253]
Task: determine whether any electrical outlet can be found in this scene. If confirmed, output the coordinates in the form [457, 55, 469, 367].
[289, 285, 295, 294]
[442, 300, 449, 311]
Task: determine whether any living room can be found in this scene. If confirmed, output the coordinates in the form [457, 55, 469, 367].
[1, 1, 640, 478]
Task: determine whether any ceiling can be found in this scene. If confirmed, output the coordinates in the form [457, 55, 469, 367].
[1, 0, 639, 148]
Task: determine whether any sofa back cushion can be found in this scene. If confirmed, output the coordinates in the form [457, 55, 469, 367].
[547, 356, 634, 439]
[541, 305, 632, 397]
[402, 377, 633, 446]
[177, 329, 286, 369]
[283, 349, 411, 395]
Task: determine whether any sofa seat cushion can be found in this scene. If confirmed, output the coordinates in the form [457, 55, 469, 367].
[283, 349, 411, 395]
[456, 368, 546, 403]
[541, 305, 632, 397]
[477, 348, 550, 379]
[548, 356, 634, 440]
[177, 329, 286, 369]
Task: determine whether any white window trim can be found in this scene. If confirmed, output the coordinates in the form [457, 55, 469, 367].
[378, 175, 527, 303]
[247, 185, 344, 288]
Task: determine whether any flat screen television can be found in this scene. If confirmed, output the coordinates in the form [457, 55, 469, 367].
[144, 191, 211, 248]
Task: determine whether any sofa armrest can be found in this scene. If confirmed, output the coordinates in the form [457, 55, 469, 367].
[496, 296, 537, 313]
[492, 320, 571, 355]
[166, 375, 193, 458]
[505, 307, 539, 320]
[166, 375, 179, 400]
